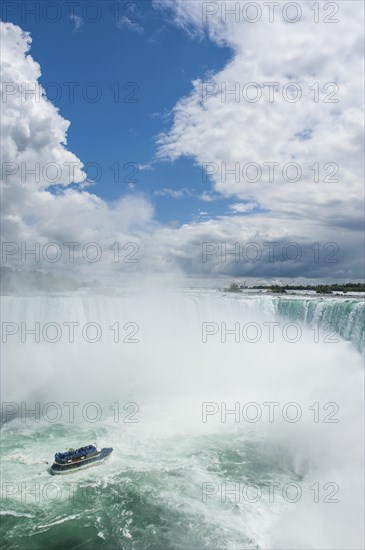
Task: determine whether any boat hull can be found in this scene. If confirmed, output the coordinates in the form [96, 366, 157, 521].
[49, 447, 113, 475]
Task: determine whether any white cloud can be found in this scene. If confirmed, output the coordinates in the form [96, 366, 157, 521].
[1, 19, 363, 282]
[0, 22, 152, 279]
[116, 16, 144, 34]
[155, 0, 364, 240]
[229, 202, 258, 213]
[69, 15, 84, 32]
[1, 23, 86, 190]
[199, 191, 221, 202]
[138, 162, 155, 171]
[154, 187, 192, 198]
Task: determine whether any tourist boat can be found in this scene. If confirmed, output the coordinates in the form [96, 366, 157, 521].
[49, 444, 113, 475]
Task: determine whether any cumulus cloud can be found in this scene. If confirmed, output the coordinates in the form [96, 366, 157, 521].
[1, 23, 86, 188]
[1, 17, 363, 282]
[154, 0, 364, 256]
[0, 22, 153, 280]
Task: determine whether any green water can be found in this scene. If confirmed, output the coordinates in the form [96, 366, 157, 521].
[1, 419, 299, 549]
[275, 298, 365, 352]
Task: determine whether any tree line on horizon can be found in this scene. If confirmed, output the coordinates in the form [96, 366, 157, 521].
[225, 282, 365, 294]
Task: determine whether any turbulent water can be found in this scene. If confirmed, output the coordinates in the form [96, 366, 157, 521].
[1, 289, 364, 549]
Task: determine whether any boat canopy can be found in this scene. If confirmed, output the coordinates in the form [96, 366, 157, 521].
[55, 444, 97, 462]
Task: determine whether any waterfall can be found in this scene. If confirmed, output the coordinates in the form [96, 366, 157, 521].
[273, 297, 365, 352]
[1, 288, 364, 549]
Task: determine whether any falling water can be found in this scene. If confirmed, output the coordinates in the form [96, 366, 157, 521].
[1, 289, 364, 549]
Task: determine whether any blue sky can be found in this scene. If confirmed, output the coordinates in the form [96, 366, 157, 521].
[3, 0, 234, 224]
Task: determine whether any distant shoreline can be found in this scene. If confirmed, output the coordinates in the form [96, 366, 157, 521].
[222, 282, 365, 297]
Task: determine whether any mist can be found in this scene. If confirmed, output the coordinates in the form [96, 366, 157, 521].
[1, 285, 364, 548]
